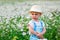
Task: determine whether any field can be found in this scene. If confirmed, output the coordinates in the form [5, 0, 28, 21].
[0, 0, 60, 40]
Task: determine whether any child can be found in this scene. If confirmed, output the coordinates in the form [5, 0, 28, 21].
[28, 5, 46, 40]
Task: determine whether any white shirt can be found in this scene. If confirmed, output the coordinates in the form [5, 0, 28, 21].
[28, 20, 45, 33]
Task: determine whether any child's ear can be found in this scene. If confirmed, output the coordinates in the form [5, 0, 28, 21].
[39, 13, 42, 16]
[40, 13, 42, 15]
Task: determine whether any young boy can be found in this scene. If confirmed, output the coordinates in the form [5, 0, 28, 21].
[28, 5, 46, 40]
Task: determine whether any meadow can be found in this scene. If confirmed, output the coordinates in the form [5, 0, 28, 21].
[0, 0, 60, 40]
[0, 10, 60, 40]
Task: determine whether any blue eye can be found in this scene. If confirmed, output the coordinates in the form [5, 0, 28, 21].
[32, 14, 38, 15]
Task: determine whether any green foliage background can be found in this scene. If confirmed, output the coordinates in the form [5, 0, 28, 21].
[0, 10, 60, 40]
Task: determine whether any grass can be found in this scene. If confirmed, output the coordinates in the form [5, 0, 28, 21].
[0, 10, 60, 40]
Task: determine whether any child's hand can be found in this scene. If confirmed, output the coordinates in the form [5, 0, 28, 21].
[36, 33, 44, 39]
[36, 32, 39, 34]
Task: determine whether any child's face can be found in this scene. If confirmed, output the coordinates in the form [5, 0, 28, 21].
[30, 11, 42, 19]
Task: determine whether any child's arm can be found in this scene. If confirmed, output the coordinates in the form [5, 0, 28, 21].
[40, 27, 46, 35]
[37, 27, 46, 39]
[28, 24, 44, 39]
[28, 24, 38, 35]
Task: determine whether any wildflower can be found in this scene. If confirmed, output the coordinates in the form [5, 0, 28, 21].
[22, 32, 26, 36]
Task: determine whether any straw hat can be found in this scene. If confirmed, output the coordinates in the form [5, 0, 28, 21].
[29, 5, 42, 14]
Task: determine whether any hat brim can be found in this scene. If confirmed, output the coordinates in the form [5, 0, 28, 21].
[29, 11, 42, 14]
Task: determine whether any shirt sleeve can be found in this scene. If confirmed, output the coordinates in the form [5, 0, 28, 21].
[28, 20, 34, 28]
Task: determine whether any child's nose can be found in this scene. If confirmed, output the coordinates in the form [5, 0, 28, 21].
[34, 15, 36, 17]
